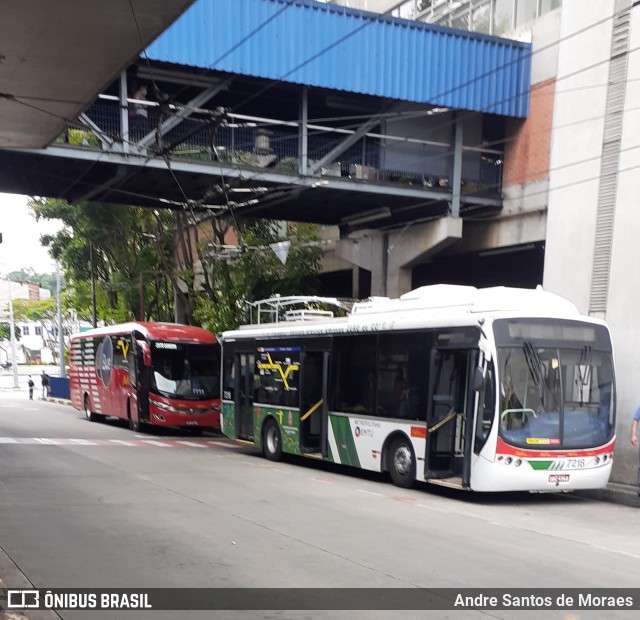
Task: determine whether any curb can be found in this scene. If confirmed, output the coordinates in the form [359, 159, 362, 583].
[46, 398, 73, 407]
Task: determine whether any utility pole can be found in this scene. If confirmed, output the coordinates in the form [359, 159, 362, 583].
[139, 273, 145, 322]
[8, 282, 19, 389]
[90, 243, 97, 328]
[56, 263, 65, 377]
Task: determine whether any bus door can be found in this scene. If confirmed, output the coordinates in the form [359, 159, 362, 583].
[235, 353, 255, 440]
[135, 340, 151, 424]
[299, 350, 330, 455]
[425, 344, 478, 485]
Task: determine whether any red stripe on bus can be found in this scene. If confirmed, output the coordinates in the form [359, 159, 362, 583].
[496, 436, 615, 458]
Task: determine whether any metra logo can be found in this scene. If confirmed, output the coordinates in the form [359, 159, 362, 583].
[97, 336, 113, 387]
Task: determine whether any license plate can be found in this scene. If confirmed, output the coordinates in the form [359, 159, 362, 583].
[549, 474, 570, 485]
[186, 421, 198, 426]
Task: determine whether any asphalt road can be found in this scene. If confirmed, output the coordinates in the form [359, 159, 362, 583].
[0, 391, 638, 620]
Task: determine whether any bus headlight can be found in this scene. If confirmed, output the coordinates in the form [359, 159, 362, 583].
[514, 459, 522, 467]
[504, 457, 512, 465]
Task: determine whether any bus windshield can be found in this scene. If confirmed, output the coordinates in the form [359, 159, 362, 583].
[151, 342, 220, 400]
[497, 344, 614, 449]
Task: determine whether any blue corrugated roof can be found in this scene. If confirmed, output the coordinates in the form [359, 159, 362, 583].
[146, 0, 531, 117]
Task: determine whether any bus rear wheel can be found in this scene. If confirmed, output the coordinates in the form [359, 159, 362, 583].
[263, 419, 282, 461]
[84, 395, 102, 422]
[388, 437, 415, 489]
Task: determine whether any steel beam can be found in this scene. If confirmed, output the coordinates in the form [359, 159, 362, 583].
[309, 116, 380, 175]
[137, 81, 229, 148]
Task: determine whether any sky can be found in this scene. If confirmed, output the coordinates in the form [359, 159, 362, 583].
[0, 193, 64, 276]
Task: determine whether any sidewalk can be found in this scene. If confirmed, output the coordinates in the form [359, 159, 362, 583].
[574, 481, 640, 508]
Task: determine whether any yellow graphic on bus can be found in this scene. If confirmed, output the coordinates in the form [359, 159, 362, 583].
[116, 339, 130, 360]
[256, 353, 299, 391]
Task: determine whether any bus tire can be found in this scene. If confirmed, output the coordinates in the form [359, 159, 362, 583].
[127, 401, 144, 433]
[388, 436, 415, 489]
[262, 418, 282, 462]
[84, 394, 102, 422]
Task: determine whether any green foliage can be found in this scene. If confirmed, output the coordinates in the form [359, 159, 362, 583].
[65, 129, 100, 148]
[193, 220, 324, 334]
[0, 322, 21, 341]
[31, 198, 176, 324]
[11, 297, 56, 322]
[4, 269, 58, 296]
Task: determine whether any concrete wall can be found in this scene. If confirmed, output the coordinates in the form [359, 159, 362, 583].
[542, 0, 640, 484]
[601, 2, 640, 483]
[543, 0, 613, 311]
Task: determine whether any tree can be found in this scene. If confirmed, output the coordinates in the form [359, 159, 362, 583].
[31, 198, 176, 324]
[31, 198, 324, 332]
[193, 219, 324, 334]
[0, 322, 21, 341]
[4, 269, 58, 296]
[11, 298, 68, 364]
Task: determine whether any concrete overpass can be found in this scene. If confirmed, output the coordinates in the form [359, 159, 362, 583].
[0, 0, 195, 148]
[0, 0, 537, 298]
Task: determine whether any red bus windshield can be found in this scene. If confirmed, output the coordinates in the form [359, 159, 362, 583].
[151, 341, 220, 400]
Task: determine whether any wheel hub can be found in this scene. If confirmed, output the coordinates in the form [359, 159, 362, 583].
[394, 445, 412, 475]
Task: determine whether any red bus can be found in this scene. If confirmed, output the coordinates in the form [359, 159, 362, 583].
[69, 322, 221, 432]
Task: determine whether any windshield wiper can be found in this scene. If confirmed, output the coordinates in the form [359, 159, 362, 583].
[522, 341, 560, 411]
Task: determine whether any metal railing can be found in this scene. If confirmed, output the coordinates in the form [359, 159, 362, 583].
[55, 98, 503, 198]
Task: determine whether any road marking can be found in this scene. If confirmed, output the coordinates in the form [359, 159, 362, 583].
[357, 489, 384, 497]
[174, 440, 207, 448]
[207, 440, 241, 449]
[140, 440, 173, 447]
[0, 437, 241, 450]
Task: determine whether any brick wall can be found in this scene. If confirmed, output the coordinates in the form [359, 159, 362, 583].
[503, 78, 555, 186]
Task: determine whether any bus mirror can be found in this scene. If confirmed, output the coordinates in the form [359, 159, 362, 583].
[472, 367, 484, 392]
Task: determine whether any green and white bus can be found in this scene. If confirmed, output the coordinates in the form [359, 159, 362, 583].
[220, 286, 616, 492]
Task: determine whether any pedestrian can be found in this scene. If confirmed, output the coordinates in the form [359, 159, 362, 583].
[41, 371, 50, 399]
[28, 376, 34, 400]
[632, 406, 640, 497]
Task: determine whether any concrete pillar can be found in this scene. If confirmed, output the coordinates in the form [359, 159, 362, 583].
[335, 217, 464, 299]
[450, 112, 463, 218]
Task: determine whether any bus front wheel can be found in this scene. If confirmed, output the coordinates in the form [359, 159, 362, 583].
[263, 419, 282, 461]
[127, 401, 144, 433]
[388, 437, 415, 489]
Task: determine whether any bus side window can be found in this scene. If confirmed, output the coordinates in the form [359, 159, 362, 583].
[474, 365, 495, 455]
[223, 356, 235, 401]
[331, 335, 376, 415]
